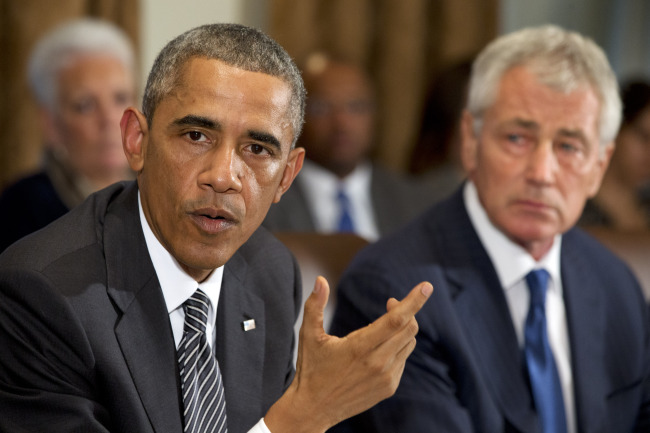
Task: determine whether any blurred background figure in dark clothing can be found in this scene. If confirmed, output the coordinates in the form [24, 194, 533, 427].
[408, 58, 473, 204]
[263, 52, 426, 241]
[0, 18, 136, 252]
[579, 79, 650, 231]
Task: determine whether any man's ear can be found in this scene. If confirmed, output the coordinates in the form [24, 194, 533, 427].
[273, 147, 305, 203]
[460, 110, 479, 176]
[121, 107, 148, 173]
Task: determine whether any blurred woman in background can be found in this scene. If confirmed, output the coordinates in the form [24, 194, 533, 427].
[580, 79, 650, 231]
[0, 18, 136, 252]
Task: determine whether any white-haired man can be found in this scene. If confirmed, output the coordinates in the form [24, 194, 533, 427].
[331, 25, 650, 433]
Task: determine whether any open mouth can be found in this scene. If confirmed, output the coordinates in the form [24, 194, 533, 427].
[190, 208, 236, 234]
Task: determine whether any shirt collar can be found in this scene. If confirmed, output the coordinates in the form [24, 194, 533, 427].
[298, 159, 372, 197]
[463, 181, 562, 292]
[138, 191, 224, 315]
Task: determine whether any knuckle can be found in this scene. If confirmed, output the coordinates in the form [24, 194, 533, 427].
[406, 318, 419, 336]
[387, 313, 406, 330]
[376, 371, 400, 400]
[406, 336, 417, 354]
[365, 357, 385, 376]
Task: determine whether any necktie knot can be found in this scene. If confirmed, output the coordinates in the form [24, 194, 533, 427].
[526, 268, 550, 310]
[183, 288, 211, 334]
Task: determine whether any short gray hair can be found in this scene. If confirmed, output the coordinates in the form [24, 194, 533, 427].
[142, 23, 306, 147]
[28, 18, 135, 111]
[467, 25, 621, 148]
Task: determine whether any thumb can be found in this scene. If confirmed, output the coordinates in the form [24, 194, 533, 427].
[300, 276, 330, 339]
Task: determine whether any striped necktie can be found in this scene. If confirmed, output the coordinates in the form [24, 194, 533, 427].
[177, 288, 228, 433]
[524, 269, 567, 433]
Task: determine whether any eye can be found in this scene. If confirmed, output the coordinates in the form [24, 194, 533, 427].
[247, 143, 272, 156]
[71, 98, 96, 114]
[507, 133, 524, 144]
[556, 138, 586, 157]
[185, 131, 208, 142]
[114, 91, 132, 107]
[346, 100, 373, 115]
[307, 100, 331, 117]
[558, 142, 578, 153]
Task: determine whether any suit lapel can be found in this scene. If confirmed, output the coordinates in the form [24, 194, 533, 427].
[561, 231, 606, 433]
[441, 191, 539, 433]
[216, 249, 266, 429]
[103, 183, 183, 433]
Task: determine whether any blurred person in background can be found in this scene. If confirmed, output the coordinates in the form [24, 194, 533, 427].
[408, 57, 473, 204]
[0, 18, 136, 252]
[263, 53, 426, 241]
[579, 79, 650, 231]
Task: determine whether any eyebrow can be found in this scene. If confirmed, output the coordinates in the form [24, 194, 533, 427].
[172, 115, 219, 129]
[507, 118, 589, 142]
[557, 128, 587, 141]
[248, 130, 282, 150]
[510, 118, 539, 130]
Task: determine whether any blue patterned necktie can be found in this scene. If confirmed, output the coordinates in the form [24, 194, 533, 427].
[177, 288, 228, 433]
[336, 187, 355, 233]
[524, 269, 567, 433]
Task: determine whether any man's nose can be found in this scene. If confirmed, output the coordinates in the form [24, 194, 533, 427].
[199, 143, 243, 193]
[526, 141, 558, 185]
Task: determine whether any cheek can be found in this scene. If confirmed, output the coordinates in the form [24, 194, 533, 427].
[244, 163, 285, 207]
[60, 116, 98, 146]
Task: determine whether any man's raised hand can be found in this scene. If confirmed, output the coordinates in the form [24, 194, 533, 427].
[265, 276, 433, 433]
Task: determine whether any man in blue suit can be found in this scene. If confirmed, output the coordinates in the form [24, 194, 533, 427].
[330, 25, 650, 432]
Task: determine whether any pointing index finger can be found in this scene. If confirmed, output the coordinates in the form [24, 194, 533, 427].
[346, 281, 433, 350]
[388, 281, 433, 317]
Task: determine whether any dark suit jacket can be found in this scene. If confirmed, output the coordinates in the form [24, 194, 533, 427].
[330, 186, 650, 433]
[0, 171, 69, 253]
[0, 181, 301, 433]
[262, 163, 429, 237]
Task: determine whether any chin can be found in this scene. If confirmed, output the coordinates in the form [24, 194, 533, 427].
[191, 249, 234, 270]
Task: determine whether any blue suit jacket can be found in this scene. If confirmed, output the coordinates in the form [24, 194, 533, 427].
[330, 187, 650, 433]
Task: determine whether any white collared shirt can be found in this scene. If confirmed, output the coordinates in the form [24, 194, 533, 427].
[298, 159, 379, 241]
[138, 193, 272, 433]
[138, 193, 223, 349]
[463, 181, 576, 433]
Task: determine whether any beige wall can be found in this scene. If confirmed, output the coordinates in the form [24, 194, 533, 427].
[139, 0, 268, 95]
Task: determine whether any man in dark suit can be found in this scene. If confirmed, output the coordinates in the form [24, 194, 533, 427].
[263, 53, 426, 241]
[0, 23, 432, 433]
[330, 25, 650, 432]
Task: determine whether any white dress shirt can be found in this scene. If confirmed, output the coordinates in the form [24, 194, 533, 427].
[463, 182, 576, 433]
[298, 159, 379, 241]
[138, 193, 272, 433]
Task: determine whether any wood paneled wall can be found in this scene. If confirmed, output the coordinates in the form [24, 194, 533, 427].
[0, 0, 139, 191]
[268, 0, 498, 172]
